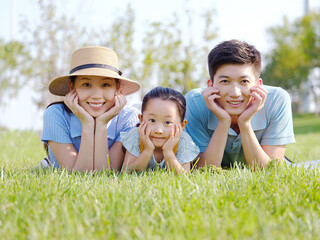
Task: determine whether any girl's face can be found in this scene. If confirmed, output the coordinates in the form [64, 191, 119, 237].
[70, 76, 118, 118]
[209, 63, 262, 117]
[139, 98, 187, 148]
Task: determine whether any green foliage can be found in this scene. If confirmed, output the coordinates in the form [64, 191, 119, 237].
[262, 10, 320, 113]
[139, 7, 217, 95]
[0, 39, 31, 104]
[20, 0, 87, 108]
[0, 115, 320, 239]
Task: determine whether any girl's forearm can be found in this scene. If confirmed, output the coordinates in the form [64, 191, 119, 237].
[163, 151, 187, 174]
[123, 150, 153, 172]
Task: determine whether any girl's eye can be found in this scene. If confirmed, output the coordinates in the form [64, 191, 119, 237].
[164, 121, 172, 125]
[149, 119, 155, 123]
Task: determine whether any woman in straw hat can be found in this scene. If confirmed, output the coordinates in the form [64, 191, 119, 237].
[40, 46, 140, 171]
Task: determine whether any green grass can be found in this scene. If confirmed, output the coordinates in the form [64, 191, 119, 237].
[0, 115, 320, 239]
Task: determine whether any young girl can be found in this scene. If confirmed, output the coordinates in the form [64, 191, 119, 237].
[41, 46, 140, 172]
[121, 87, 200, 174]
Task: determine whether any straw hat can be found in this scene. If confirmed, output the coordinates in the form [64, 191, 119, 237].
[49, 46, 140, 96]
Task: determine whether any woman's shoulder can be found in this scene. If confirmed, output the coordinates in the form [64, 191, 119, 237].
[118, 106, 140, 118]
[43, 102, 72, 121]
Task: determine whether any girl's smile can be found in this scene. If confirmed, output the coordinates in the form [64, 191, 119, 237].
[139, 98, 184, 148]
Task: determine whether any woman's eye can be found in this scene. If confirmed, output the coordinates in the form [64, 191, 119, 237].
[83, 83, 91, 87]
[102, 83, 111, 87]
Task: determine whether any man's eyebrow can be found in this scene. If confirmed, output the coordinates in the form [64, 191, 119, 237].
[217, 75, 251, 79]
[217, 75, 230, 79]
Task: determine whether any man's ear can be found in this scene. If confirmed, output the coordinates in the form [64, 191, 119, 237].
[181, 119, 187, 129]
[207, 79, 213, 87]
[138, 114, 142, 122]
[256, 78, 263, 86]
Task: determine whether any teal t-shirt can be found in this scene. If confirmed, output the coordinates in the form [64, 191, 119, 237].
[185, 85, 296, 167]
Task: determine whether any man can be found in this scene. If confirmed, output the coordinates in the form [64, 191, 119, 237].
[185, 40, 295, 168]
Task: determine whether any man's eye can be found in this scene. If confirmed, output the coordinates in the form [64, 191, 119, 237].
[241, 79, 250, 84]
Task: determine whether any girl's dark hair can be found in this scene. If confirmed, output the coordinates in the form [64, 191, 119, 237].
[141, 87, 186, 121]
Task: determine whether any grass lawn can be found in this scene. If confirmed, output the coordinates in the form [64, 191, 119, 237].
[0, 114, 319, 239]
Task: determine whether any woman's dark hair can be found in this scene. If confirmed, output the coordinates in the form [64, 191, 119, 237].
[208, 39, 261, 80]
[141, 87, 186, 121]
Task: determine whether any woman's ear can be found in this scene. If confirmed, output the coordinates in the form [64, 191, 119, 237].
[68, 79, 74, 91]
[181, 119, 187, 129]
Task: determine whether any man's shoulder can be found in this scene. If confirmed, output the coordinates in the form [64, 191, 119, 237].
[264, 85, 291, 103]
[185, 88, 204, 100]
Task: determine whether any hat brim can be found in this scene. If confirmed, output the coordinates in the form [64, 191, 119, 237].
[49, 68, 140, 96]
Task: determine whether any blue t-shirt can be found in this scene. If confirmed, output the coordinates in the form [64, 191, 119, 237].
[41, 103, 139, 168]
[185, 85, 296, 167]
[120, 127, 200, 170]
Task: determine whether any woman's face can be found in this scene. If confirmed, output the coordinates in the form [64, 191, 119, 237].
[71, 76, 118, 118]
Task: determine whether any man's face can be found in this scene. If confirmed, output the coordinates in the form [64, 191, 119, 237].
[208, 64, 262, 117]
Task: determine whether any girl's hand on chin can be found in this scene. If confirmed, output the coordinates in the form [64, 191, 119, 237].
[64, 90, 93, 125]
[138, 121, 155, 151]
[96, 91, 127, 124]
[162, 123, 182, 153]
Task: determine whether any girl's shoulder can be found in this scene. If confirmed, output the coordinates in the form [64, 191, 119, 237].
[176, 131, 200, 163]
[120, 127, 139, 141]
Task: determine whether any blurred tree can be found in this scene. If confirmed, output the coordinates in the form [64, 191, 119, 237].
[14, 0, 217, 108]
[0, 39, 31, 104]
[97, 4, 139, 86]
[21, 0, 86, 108]
[139, 6, 217, 95]
[262, 11, 320, 114]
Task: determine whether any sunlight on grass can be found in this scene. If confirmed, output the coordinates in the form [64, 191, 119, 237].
[0, 114, 319, 239]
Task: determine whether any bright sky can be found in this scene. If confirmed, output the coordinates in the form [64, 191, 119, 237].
[0, 0, 319, 130]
